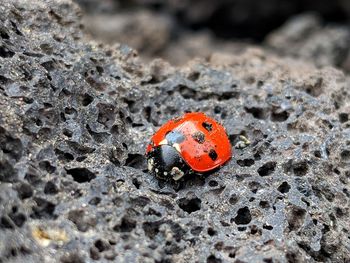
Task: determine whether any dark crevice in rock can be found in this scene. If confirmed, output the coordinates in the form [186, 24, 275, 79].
[234, 207, 252, 225]
[177, 197, 201, 213]
[66, 168, 96, 183]
[258, 162, 276, 177]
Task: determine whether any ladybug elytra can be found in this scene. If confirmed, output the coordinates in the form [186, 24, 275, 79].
[146, 112, 232, 181]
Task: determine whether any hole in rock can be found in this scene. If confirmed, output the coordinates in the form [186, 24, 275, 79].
[287, 205, 306, 231]
[0, 46, 15, 58]
[0, 159, 18, 183]
[94, 239, 110, 252]
[132, 178, 141, 189]
[259, 200, 270, 209]
[208, 180, 218, 187]
[31, 197, 56, 219]
[125, 153, 145, 169]
[293, 161, 308, 176]
[66, 168, 96, 183]
[278, 181, 291, 193]
[234, 207, 252, 225]
[237, 158, 255, 167]
[81, 93, 94, 106]
[244, 106, 267, 120]
[16, 182, 33, 199]
[341, 150, 350, 161]
[39, 161, 56, 173]
[229, 194, 239, 205]
[177, 197, 201, 213]
[207, 227, 217, 236]
[207, 255, 222, 263]
[44, 181, 58, 194]
[113, 217, 136, 232]
[142, 221, 162, 238]
[263, 224, 273, 230]
[271, 110, 289, 122]
[339, 113, 348, 123]
[258, 162, 276, 177]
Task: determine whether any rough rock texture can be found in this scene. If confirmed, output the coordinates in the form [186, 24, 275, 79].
[0, 1, 350, 263]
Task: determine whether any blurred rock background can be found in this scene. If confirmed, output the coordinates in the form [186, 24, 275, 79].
[74, 0, 350, 71]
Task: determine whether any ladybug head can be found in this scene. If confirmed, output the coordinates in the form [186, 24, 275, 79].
[147, 145, 189, 181]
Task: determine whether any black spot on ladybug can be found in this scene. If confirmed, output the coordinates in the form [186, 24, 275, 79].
[202, 122, 213, 132]
[192, 131, 205, 144]
[209, 149, 218, 161]
[165, 130, 185, 144]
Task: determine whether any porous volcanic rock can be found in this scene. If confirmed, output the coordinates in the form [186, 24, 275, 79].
[0, 1, 349, 263]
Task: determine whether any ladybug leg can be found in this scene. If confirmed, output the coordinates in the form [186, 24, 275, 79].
[147, 158, 154, 171]
[171, 167, 184, 181]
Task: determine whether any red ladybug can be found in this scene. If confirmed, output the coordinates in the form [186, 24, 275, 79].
[146, 112, 232, 181]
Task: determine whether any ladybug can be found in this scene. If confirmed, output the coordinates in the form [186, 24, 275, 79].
[146, 112, 232, 181]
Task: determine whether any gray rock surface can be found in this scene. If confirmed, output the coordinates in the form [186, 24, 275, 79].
[0, 0, 350, 263]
